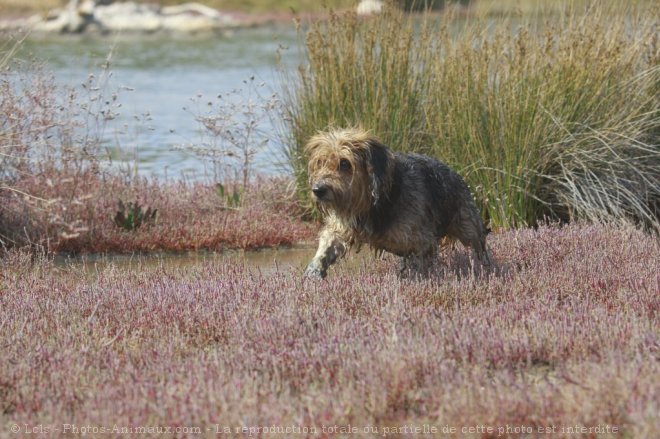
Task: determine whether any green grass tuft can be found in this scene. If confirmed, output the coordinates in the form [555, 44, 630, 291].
[281, 1, 660, 229]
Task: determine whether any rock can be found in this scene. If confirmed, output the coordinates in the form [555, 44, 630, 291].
[13, 0, 244, 34]
[161, 3, 221, 19]
[27, 0, 88, 33]
[79, 0, 96, 16]
[357, 0, 384, 16]
[161, 14, 215, 33]
[93, 2, 162, 32]
[32, 9, 72, 32]
[161, 3, 239, 33]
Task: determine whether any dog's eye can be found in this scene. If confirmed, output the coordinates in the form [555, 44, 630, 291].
[339, 158, 352, 172]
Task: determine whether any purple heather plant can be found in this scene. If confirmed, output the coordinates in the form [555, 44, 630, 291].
[0, 223, 657, 438]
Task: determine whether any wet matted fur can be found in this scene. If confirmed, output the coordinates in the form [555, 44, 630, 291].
[303, 127, 493, 279]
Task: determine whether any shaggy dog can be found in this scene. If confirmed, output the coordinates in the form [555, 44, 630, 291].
[303, 127, 492, 279]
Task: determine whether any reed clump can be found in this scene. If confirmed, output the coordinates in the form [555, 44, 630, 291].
[282, 1, 659, 229]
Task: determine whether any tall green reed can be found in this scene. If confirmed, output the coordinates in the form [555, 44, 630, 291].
[281, 1, 659, 229]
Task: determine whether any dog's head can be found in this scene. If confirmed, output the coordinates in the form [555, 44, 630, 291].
[304, 127, 393, 217]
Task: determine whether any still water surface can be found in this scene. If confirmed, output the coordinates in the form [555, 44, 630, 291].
[55, 246, 313, 277]
[12, 26, 301, 179]
[54, 246, 379, 277]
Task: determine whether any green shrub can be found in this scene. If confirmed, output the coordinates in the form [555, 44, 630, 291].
[281, 1, 659, 229]
[113, 200, 157, 231]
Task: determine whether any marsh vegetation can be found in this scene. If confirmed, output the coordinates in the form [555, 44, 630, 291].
[0, 2, 658, 437]
[2, 223, 658, 436]
[283, 1, 659, 229]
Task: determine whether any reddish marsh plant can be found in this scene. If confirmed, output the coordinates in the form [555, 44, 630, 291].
[1, 223, 657, 436]
[0, 59, 311, 254]
[0, 55, 125, 251]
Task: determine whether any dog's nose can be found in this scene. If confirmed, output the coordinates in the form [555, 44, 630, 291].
[312, 184, 329, 199]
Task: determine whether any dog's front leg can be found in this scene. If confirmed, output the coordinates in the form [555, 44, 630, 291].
[304, 229, 347, 279]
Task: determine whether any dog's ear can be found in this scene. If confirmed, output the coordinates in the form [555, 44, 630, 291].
[365, 139, 391, 205]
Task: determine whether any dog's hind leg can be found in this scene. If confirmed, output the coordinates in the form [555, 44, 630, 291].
[399, 246, 438, 280]
[304, 228, 348, 279]
[449, 204, 493, 269]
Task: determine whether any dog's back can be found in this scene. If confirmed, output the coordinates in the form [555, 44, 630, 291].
[375, 152, 491, 265]
[395, 152, 471, 237]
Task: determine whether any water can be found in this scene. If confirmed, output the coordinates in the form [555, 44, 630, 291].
[9, 26, 302, 179]
[53, 245, 382, 278]
[54, 245, 314, 278]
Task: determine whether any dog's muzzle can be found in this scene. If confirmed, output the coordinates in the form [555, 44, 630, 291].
[312, 183, 330, 200]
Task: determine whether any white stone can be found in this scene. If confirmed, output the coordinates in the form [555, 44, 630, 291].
[32, 10, 70, 32]
[161, 15, 217, 33]
[78, 0, 96, 16]
[161, 3, 221, 19]
[357, 0, 384, 16]
[21, 0, 244, 34]
[93, 2, 162, 32]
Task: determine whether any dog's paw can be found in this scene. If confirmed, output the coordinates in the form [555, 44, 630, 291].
[303, 264, 326, 279]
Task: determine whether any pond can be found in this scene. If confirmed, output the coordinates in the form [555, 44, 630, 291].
[9, 26, 302, 179]
[54, 245, 314, 277]
[54, 245, 381, 278]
